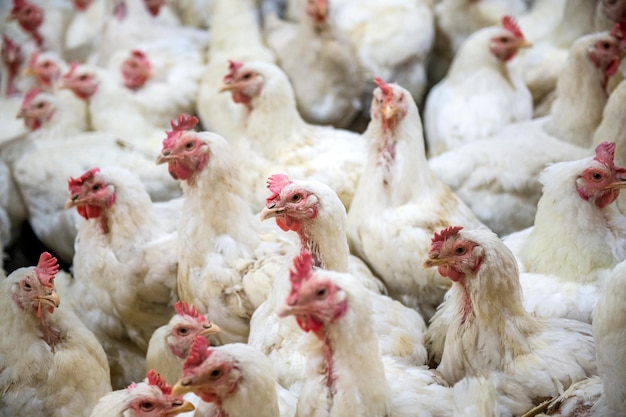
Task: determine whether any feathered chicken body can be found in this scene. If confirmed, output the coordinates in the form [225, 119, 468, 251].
[423, 226, 597, 402]
[156, 114, 297, 345]
[89, 370, 195, 417]
[251, 173, 427, 396]
[147, 301, 221, 386]
[347, 78, 484, 321]
[503, 142, 626, 322]
[64, 166, 179, 388]
[172, 339, 296, 417]
[424, 16, 533, 156]
[429, 30, 624, 236]
[219, 60, 367, 210]
[0, 252, 111, 417]
[263, 0, 361, 128]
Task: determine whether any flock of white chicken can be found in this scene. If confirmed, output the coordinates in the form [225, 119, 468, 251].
[1, 0, 625, 416]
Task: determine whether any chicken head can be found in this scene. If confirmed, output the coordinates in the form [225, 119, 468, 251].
[576, 142, 626, 208]
[17, 87, 55, 131]
[9, 0, 44, 46]
[305, 0, 329, 25]
[143, 0, 166, 16]
[60, 63, 99, 100]
[422, 225, 484, 283]
[218, 60, 263, 106]
[66, 168, 116, 232]
[24, 51, 64, 89]
[589, 29, 624, 88]
[260, 173, 320, 234]
[604, 0, 626, 24]
[126, 370, 195, 417]
[372, 77, 410, 134]
[10, 251, 60, 319]
[489, 16, 531, 62]
[172, 336, 243, 404]
[122, 49, 152, 90]
[156, 113, 208, 181]
[277, 251, 347, 337]
[167, 301, 221, 359]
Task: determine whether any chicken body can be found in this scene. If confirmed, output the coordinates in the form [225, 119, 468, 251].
[423, 227, 597, 402]
[63, 166, 179, 388]
[251, 174, 425, 395]
[263, 0, 361, 128]
[347, 79, 484, 322]
[172, 340, 297, 417]
[429, 30, 623, 236]
[146, 301, 221, 386]
[502, 143, 626, 322]
[0, 253, 111, 417]
[220, 60, 368, 211]
[89, 370, 195, 417]
[195, 0, 275, 139]
[156, 118, 298, 345]
[424, 18, 533, 156]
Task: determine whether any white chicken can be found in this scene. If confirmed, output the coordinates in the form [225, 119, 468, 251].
[59, 62, 169, 154]
[263, 0, 361, 128]
[219, 60, 367, 210]
[347, 78, 485, 322]
[62, 166, 180, 389]
[429, 29, 624, 236]
[195, 0, 275, 138]
[251, 173, 427, 395]
[424, 16, 533, 156]
[422, 226, 597, 402]
[171, 338, 298, 417]
[327, 0, 435, 106]
[502, 142, 626, 323]
[89, 370, 195, 417]
[146, 301, 221, 386]
[155, 114, 298, 344]
[0, 252, 112, 417]
[278, 251, 532, 417]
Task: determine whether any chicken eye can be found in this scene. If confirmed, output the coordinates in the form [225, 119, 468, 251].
[591, 172, 604, 182]
[455, 246, 467, 255]
[291, 194, 301, 202]
[177, 327, 189, 336]
[316, 287, 327, 298]
[92, 184, 101, 191]
[140, 401, 155, 411]
[42, 61, 51, 68]
[601, 41, 611, 50]
[242, 72, 252, 80]
[209, 369, 222, 379]
[185, 142, 194, 150]
[37, 102, 45, 109]
[23, 281, 32, 290]
[500, 37, 509, 43]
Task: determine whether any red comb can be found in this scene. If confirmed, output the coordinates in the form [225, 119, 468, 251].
[174, 301, 208, 323]
[223, 60, 244, 83]
[11, 0, 28, 13]
[21, 87, 42, 109]
[610, 21, 626, 44]
[594, 141, 620, 169]
[182, 336, 210, 371]
[147, 370, 172, 395]
[289, 251, 313, 293]
[502, 15, 524, 39]
[130, 49, 147, 60]
[430, 226, 464, 252]
[36, 252, 58, 286]
[68, 167, 100, 194]
[162, 114, 199, 149]
[265, 173, 292, 205]
[63, 62, 80, 80]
